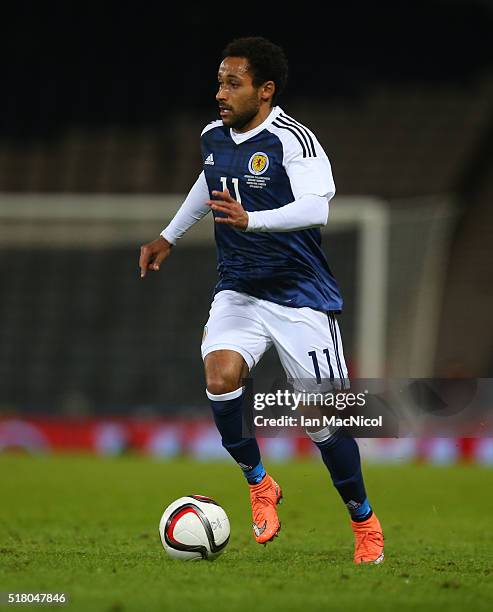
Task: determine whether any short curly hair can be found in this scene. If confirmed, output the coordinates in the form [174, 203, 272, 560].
[222, 37, 288, 105]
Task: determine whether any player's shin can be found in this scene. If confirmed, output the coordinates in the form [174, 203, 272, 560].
[308, 427, 372, 521]
[206, 387, 266, 484]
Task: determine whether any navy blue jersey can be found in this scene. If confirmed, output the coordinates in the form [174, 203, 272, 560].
[201, 106, 343, 312]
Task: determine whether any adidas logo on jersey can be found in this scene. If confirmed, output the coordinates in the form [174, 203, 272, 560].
[204, 153, 214, 165]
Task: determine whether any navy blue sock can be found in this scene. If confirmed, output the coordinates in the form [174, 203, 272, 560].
[207, 387, 266, 484]
[314, 429, 372, 521]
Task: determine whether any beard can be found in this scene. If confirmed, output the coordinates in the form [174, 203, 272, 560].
[224, 97, 261, 130]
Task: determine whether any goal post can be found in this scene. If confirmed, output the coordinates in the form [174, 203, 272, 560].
[0, 193, 456, 378]
[325, 197, 389, 378]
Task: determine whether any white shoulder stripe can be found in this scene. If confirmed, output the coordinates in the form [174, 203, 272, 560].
[275, 116, 313, 157]
[279, 113, 317, 157]
[201, 120, 223, 137]
[270, 120, 310, 158]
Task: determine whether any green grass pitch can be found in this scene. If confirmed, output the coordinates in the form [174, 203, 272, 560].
[1, 454, 492, 611]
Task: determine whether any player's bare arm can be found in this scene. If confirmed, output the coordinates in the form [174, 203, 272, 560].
[139, 236, 173, 278]
[206, 187, 249, 230]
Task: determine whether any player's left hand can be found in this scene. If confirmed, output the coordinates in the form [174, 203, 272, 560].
[206, 188, 248, 231]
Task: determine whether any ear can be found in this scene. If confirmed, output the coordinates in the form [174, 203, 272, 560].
[260, 81, 275, 102]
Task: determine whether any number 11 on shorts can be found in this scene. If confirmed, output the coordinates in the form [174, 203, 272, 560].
[308, 349, 334, 384]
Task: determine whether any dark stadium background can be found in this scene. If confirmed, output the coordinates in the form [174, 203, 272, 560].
[0, 0, 492, 461]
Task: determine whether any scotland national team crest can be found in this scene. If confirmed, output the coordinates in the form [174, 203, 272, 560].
[248, 152, 269, 176]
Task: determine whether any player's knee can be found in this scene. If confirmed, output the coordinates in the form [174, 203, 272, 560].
[206, 374, 241, 396]
[204, 354, 244, 396]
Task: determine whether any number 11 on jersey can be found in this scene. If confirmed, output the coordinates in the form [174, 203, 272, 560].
[220, 177, 242, 203]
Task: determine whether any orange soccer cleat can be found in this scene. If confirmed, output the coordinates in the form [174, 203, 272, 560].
[249, 474, 283, 544]
[351, 513, 385, 564]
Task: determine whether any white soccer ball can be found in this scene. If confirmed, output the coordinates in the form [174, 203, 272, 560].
[159, 495, 230, 561]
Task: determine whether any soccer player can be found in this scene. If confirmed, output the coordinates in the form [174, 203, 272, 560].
[139, 37, 384, 564]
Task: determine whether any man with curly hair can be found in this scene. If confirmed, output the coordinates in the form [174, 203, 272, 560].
[140, 36, 384, 564]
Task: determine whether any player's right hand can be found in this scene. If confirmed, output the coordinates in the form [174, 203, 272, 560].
[139, 236, 173, 278]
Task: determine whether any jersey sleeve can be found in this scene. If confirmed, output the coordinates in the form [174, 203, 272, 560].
[282, 130, 336, 201]
[160, 171, 210, 245]
[246, 193, 328, 233]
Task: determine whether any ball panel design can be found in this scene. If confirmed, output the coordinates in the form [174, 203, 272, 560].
[159, 495, 230, 561]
